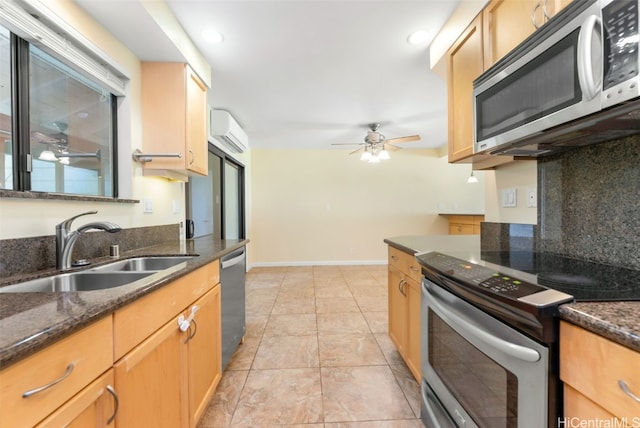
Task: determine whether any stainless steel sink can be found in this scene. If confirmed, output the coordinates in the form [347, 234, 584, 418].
[89, 256, 195, 272]
[0, 272, 152, 293]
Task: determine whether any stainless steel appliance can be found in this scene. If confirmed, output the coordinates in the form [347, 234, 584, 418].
[474, 0, 640, 157]
[220, 247, 246, 370]
[417, 250, 640, 427]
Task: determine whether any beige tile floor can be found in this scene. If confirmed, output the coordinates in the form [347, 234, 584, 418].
[197, 265, 424, 428]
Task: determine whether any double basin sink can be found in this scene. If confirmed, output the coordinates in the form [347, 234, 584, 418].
[0, 256, 195, 293]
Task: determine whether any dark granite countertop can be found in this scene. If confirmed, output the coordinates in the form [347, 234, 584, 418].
[0, 236, 248, 368]
[559, 302, 640, 353]
[384, 235, 640, 353]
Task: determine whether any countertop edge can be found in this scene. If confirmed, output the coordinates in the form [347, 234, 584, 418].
[559, 303, 640, 353]
[0, 238, 249, 368]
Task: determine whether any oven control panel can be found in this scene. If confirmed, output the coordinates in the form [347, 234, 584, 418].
[417, 252, 544, 299]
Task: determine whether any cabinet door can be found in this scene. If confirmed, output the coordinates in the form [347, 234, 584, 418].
[405, 277, 422, 382]
[114, 316, 189, 428]
[483, 0, 539, 68]
[185, 66, 208, 176]
[141, 62, 208, 177]
[36, 370, 116, 428]
[388, 268, 407, 356]
[188, 285, 222, 428]
[447, 14, 484, 163]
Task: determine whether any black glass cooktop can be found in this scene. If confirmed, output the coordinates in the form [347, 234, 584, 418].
[480, 251, 640, 301]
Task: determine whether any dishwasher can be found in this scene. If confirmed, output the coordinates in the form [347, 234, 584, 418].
[220, 247, 246, 370]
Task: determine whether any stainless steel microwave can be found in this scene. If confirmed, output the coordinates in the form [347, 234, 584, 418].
[474, 0, 640, 157]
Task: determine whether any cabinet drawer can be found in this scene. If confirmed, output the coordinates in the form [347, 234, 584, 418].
[388, 246, 421, 282]
[560, 321, 640, 420]
[0, 316, 113, 428]
[114, 261, 218, 360]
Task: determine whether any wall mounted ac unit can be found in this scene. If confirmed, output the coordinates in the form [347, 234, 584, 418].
[209, 108, 249, 153]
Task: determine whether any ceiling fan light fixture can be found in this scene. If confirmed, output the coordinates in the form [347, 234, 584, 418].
[368, 154, 381, 164]
[360, 150, 372, 161]
[467, 171, 479, 183]
[378, 148, 390, 160]
[407, 30, 431, 45]
[39, 149, 58, 161]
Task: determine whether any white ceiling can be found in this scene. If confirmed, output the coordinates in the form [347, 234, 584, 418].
[75, 0, 460, 150]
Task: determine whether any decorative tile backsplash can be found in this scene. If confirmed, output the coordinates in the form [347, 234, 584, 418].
[538, 136, 640, 270]
[0, 224, 180, 278]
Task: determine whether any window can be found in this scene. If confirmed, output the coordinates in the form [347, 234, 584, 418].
[1, 26, 12, 190]
[1, 24, 117, 197]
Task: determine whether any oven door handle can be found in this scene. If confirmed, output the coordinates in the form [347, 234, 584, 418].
[426, 284, 541, 363]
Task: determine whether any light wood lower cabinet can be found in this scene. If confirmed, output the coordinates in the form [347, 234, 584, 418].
[188, 286, 222, 427]
[113, 263, 222, 428]
[560, 321, 640, 423]
[0, 260, 223, 428]
[0, 316, 113, 428]
[114, 309, 189, 427]
[388, 246, 422, 382]
[36, 370, 117, 428]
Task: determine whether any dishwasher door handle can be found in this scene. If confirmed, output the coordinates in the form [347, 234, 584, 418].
[222, 251, 245, 269]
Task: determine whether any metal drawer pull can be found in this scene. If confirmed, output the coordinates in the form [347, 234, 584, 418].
[22, 363, 74, 398]
[106, 385, 119, 425]
[619, 380, 640, 402]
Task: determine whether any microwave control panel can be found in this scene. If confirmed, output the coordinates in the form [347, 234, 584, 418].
[603, 0, 639, 90]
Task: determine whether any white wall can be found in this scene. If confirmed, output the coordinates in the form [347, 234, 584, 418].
[0, 1, 185, 239]
[249, 148, 485, 265]
[484, 160, 537, 224]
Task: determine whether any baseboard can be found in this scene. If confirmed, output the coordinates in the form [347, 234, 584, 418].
[248, 259, 387, 270]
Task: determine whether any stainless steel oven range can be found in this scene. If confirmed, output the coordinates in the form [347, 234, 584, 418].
[417, 252, 573, 428]
[416, 250, 640, 427]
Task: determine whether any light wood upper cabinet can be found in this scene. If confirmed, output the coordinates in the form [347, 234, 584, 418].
[142, 62, 208, 176]
[483, 0, 574, 68]
[447, 14, 484, 163]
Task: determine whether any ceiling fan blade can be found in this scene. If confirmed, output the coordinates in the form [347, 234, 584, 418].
[349, 147, 364, 155]
[385, 144, 401, 151]
[31, 131, 61, 143]
[385, 135, 420, 144]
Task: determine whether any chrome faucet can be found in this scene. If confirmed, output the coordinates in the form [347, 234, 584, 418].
[56, 210, 122, 270]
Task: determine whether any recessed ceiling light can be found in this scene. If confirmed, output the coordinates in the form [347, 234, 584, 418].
[407, 30, 431, 45]
[202, 28, 224, 43]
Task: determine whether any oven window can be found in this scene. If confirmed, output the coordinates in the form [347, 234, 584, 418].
[429, 310, 518, 427]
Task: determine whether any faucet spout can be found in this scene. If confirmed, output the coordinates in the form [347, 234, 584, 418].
[56, 211, 122, 270]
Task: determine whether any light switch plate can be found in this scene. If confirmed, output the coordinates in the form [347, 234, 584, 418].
[143, 197, 153, 213]
[502, 188, 517, 207]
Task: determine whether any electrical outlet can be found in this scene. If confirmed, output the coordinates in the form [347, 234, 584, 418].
[527, 188, 537, 208]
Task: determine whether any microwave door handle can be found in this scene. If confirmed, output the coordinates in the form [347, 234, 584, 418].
[577, 14, 602, 101]
[425, 284, 541, 363]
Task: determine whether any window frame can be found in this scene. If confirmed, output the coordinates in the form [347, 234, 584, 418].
[5, 29, 119, 197]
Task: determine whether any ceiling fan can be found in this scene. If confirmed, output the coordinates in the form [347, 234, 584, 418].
[332, 123, 420, 163]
